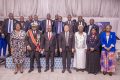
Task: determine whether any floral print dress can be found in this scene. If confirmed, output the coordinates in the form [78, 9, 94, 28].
[10, 30, 26, 64]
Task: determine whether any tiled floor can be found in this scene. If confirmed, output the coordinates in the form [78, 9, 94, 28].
[0, 64, 120, 80]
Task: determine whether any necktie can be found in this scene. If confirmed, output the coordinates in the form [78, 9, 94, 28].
[60, 22, 62, 32]
[48, 32, 51, 40]
[65, 32, 68, 45]
[68, 21, 70, 25]
[9, 20, 11, 33]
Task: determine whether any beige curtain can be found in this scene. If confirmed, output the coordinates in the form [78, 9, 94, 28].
[0, 0, 120, 18]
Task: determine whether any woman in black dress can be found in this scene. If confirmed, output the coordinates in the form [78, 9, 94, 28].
[86, 28, 100, 75]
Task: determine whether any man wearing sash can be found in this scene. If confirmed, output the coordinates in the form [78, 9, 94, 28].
[27, 23, 42, 73]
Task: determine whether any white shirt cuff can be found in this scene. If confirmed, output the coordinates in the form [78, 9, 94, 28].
[111, 44, 115, 47]
[102, 44, 105, 47]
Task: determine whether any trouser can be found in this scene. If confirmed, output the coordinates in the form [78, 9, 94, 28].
[6, 33, 11, 56]
[0, 38, 7, 56]
[62, 46, 72, 69]
[45, 49, 55, 69]
[30, 51, 41, 69]
[56, 34, 60, 57]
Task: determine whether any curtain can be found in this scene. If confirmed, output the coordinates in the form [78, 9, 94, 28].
[0, 0, 120, 18]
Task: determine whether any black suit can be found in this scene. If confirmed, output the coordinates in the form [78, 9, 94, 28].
[76, 21, 87, 32]
[85, 24, 99, 35]
[3, 18, 18, 55]
[59, 32, 75, 69]
[41, 20, 53, 33]
[41, 32, 57, 69]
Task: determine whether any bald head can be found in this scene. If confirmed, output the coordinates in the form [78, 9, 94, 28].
[47, 26, 52, 32]
[90, 19, 94, 25]
[64, 25, 70, 32]
[47, 13, 51, 20]
[20, 16, 24, 22]
[78, 16, 83, 21]
[67, 15, 72, 21]
[8, 13, 14, 20]
[34, 15, 38, 21]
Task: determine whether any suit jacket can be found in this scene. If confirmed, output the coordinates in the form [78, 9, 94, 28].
[41, 32, 57, 51]
[100, 32, 116, 52]
[53, 21, 64, 34]
[86, 34, 100, 51]
[3, 18, 18, 33]
[41, 19, 53, 33]
[25, 20, 33, 31]
[85, 24, 99, 34]
[27, 29, 42, 50]
[59, 32, 75, 51]
[65, 20, 76, 33]
[19, 21, 28, 32]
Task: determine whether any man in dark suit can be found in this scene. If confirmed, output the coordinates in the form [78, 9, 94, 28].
[76, 16, 87, 32]
[41, 14, 53, 33]
[53, 14, 59, 33]
[65, 15, 75, 33]
[27, 23, 42, 73]
[19, 16, 28, 32]
[3, 13, 18, 56]
[85, 19, 99, 35]
[25, 15, 33, 31]
[53, 16, 64, 57]
[59, 24, 75, 73]
[33, 15, 42, 31]
[41, 26, 57, 72]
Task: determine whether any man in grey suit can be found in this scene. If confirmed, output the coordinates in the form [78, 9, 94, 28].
[41, 26, 57, 72]
[27, 23, 42, 73]
[59, 24, 75, 73]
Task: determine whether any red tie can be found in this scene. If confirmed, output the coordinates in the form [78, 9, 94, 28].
[48, 32, 51, 40]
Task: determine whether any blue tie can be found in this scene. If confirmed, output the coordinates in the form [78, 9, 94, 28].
[58, 22, 61, 34]
[9, 21, 11, 33]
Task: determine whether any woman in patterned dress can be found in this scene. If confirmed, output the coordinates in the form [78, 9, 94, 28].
[100, 25, 116, 76]
[10, 22, 27, 74]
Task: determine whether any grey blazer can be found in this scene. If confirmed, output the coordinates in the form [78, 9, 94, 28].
[59, 32, 75, 51]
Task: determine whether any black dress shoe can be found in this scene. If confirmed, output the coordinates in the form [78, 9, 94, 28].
[76, 69, 79, 72]
[28, 69, 34, 73]
[67, 69, 72, 73]
[103, 72, 107, 75]
[44, 69, 49, 72]
[109, 72, 112, 76]
[38, 69, 41, 73]
[62, 69, 66, 73]
[81, 69, 84, 72]
[51, 69, 54, 72]
[94, 73, 97, 75]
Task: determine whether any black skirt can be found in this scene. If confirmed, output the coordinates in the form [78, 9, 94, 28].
[86, 50, 101, 74]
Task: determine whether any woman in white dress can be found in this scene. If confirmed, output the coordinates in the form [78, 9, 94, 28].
[73, 25, 87, 72]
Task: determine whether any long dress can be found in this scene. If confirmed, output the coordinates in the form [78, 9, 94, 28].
[100, 32, 116, 73]
[86, 34, 100, 74]
[73, 32, 87, 69]
[10, 30, 26, 64]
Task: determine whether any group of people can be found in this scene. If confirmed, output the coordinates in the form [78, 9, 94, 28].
[0, 13, 117, 76]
